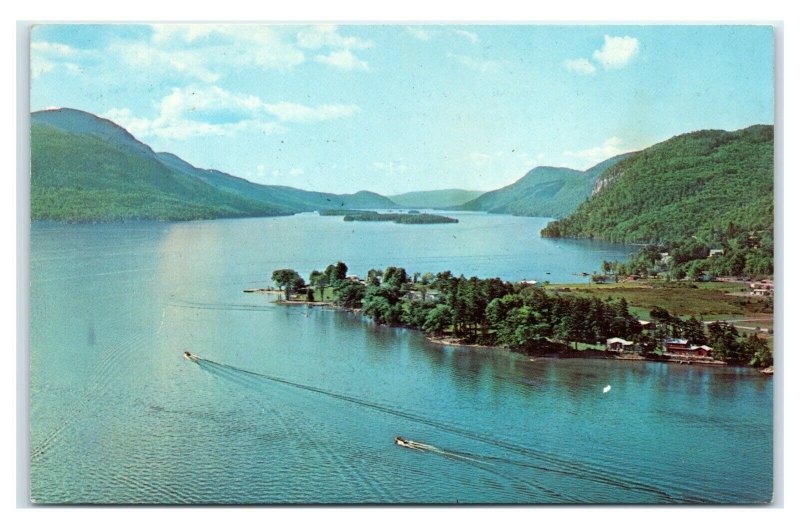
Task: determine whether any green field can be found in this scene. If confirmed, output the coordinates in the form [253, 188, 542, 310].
[543, 280, 772, 320]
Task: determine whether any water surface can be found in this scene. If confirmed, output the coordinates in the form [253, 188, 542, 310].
[29, 213, 772, 503]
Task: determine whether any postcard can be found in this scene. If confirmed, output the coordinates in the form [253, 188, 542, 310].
[28, 24, 775, 504]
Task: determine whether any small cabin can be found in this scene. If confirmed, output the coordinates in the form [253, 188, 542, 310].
[606, 337, 637, 353]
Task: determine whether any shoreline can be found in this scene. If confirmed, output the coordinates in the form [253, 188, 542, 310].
[263, 293, 755, 370]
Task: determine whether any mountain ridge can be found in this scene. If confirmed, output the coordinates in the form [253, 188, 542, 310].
[458, 153, 634, 218]
[541, 124, 774, 243]
[31, 108, 397, 221]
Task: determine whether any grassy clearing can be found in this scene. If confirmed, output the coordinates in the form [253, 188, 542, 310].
[543, 280, 772, 320]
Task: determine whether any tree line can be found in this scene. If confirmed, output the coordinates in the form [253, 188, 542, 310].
[271, 262, 772, 367]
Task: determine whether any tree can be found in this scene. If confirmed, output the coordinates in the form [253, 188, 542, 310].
[271, 269, 305, 299]
[335, 282, 366, 309]
[423, 305, 453, 336]
[325, 261, 348, 286]
[309, 270, 328, 301]
[367, 268, 383, 286]
[383, 266, 408, 288]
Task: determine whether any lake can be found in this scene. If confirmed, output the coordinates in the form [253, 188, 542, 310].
[28, 212, 773, 504]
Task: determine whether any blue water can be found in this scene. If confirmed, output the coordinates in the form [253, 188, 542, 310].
[28, 213, 773, 504]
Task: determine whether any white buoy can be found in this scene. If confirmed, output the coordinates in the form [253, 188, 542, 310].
[603, 385, 611, 393]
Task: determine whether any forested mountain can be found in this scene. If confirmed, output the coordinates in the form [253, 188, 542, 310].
[388, 189, 484, 209]
[541, 125, 774, 244]
[458, 154, 632, 218]
[31, 108, 397, 222]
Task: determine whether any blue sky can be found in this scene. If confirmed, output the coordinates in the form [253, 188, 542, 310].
[30, 24, 774, 195]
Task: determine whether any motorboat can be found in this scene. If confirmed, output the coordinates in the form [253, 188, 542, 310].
[183, 351, 200, 362]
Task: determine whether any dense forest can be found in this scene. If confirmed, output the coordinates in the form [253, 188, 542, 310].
[459, 154, 632, 218]
[542, 125, 774, 279]
[271, 263, 772, 367]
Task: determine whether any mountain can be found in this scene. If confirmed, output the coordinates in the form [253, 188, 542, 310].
[30, 108, 397, 222]
[541, 125, 774, 243]
[388, 189, 484, 209]
[458, 153, 633, 218]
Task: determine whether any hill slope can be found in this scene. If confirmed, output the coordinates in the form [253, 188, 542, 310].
[388, 189, 484, 209]
[541, 125, 774, 243]
[459, 153, 632, 218]
[31, 108, 397, 222]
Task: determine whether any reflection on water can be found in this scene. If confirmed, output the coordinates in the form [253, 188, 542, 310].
[29, 216, 772, 504]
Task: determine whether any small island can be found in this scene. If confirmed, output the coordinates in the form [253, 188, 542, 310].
[320, 209, 458, 224]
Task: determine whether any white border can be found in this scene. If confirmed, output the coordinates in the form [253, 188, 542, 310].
[6, 1, 796, 527]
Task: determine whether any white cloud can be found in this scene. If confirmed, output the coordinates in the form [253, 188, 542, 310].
[563, 137, 628, 165]
[31, 40, 84, 77]
[30, 56, 54, 78]
[315, 50, 369, 71]
[31, 41, 77, 56]
[564, 58, 596, 75]
[405, 27, 431, 41]
[264, 101, 360, 122]
[102, 85, 359, 141]
[93, 25, 307, 85]
[592, 35, 640, 69]
[453, 29, 478, 44]
[289, 168, 305, 176]
[297, 25, 373, 50]
[449, 54, 501, 74]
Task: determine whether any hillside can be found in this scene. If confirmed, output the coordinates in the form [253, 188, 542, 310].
[388, 189, 484, 209]
[459, 154, 632, 218]
[30, 108, 397, 222]
[541, 125, 774, 244]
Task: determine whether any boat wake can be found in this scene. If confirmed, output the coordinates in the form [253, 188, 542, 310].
[187, 354, 685, 503]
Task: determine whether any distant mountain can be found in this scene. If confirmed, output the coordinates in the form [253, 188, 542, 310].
[388, 189, 485, 209]
[459, 153, 633, 218]
[30, 108, 397, 222]
[541, 125, 774, 243]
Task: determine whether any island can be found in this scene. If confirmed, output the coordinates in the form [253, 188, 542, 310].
[320, 209, 458, 224]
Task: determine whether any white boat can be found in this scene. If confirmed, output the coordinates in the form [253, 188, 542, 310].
[183, 351, 200, 362]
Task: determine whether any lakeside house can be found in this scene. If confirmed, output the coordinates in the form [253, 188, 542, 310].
[709, 248, 725, 257]
[406, 289, 442, 302]
[665, 338, 714, 357]
[346, 274, 365, 284]
[606, 337, 639, 353]
[519, 280, 538, 286]
[638, 320, 654, 330]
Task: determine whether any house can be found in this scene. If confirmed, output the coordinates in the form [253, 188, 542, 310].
[345, 274, 364, 284]
[406, 289, 441, 302]
[752, 289, 773, 297]
[665, 338, 713, 357]
[519, 280, 538, 286]
[665, 338, 691, 355]
[659, 253, 672, 266]
[606, 337, 638, 353]
[688, 345, 714, 357]
[709, 249, 725, 257]
[638, 320, 654, 330]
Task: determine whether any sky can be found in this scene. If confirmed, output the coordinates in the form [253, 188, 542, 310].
[30, 24, 774, 195]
